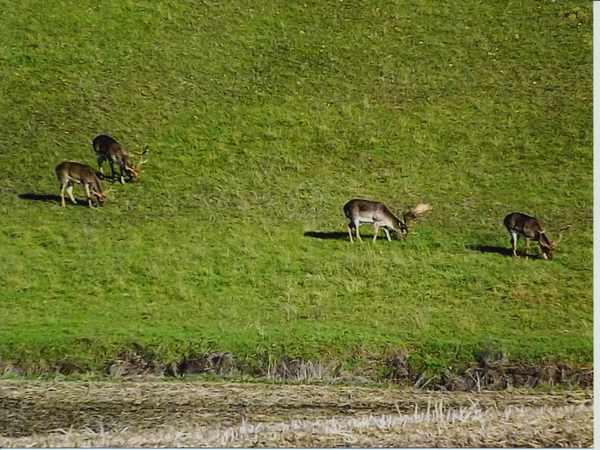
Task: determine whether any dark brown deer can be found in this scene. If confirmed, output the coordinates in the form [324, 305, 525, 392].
[343, 199, 432, 242]
[55, 161, 110, 208]
[92, 134, 148, 184]
[503, 212, 569, 259]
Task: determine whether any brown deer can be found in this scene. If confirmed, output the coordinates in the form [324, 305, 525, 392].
[92, 134, 148, 184]
[55, 161, 110, 208]
[343, 199, 432, 242]
[503, 212, 569, 259]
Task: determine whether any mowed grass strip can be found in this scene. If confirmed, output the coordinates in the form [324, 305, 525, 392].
[0, 1, 592, 373]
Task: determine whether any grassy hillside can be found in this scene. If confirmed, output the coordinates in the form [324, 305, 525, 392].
[0, 0, 592, 375]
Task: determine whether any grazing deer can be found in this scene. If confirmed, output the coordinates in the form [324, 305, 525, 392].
[503, 212, 569, 260]
[343, 199, 432, 242]
[92, 134, 148, 184]
[55, 161, 110, 208]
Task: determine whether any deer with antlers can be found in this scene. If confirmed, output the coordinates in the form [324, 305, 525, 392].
[55, 161, 111, 208]
[503, 212, 570, 260]
[343, 199, 432, 243]
[92, 134, 148, 184]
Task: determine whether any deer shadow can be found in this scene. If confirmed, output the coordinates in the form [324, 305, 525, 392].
[466, 244, 544, 260]
[303, 231, 349, 241]
[466, 244, 512, 257]
[18, 193, 89, 207]
[98, 173, 136, 184]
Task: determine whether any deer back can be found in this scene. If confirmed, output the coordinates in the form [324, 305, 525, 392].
[378, 203, 404, 230]
[56, 161, 101, 187]
[344, 199, 404, 230]
[93, 134, 128, 162]
[504, 212, 546, 240]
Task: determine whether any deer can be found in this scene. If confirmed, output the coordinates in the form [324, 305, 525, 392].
[55, 161, 111, 208]
[92, 134, 148, 184]
[503, 212, 570, 260]
[343, 199, 432, 243]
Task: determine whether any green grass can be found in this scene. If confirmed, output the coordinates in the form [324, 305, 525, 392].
[0, 0, 592, 374]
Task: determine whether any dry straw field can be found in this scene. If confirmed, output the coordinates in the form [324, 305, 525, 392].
[0, 380, 593, 447]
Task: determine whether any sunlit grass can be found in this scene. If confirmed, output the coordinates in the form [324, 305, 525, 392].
[0, 0, 592, 373]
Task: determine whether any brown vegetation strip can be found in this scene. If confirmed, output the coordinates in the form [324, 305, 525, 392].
[1, 351, 593, 390]
[0, 380, 593, 447]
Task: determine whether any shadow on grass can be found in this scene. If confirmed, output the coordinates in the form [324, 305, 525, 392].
[304, 231, 349, 241]
[97, 173, 135, 184]
[18, 193, 88, 207]
[466, 244, 513, 257]
[466, 244, 545, 260]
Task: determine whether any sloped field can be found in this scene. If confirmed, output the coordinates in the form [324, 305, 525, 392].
[0, 1, 592, 377]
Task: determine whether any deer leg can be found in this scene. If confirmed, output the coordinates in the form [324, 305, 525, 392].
[119, 162, 126, 184]
[84, 183, 94, 208]
[524, 238, 530, 259]
[372, 224, 380, 242]
[383, 228, 392, 242]
[355, 221, 363, 242]
[510, 232, 518, 257]
[109, 160, 116, 180]
[347, 224, 354, 243]
[66, 184, 76, 204]
[59, 182, 67, 207]
[97, 155, 104, 175]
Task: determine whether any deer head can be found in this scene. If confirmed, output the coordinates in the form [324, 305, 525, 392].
[396, 220, 409, 239]
[126, 146, 149, 180]
[400, 203, 432, 237]
[92, 185, 112, 206]
[539, 225, 570, 260]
